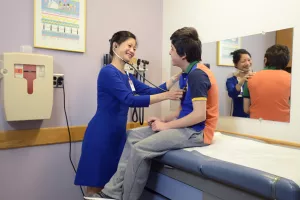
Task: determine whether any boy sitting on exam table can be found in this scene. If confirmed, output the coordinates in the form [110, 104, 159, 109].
[84, 27, 219, 200]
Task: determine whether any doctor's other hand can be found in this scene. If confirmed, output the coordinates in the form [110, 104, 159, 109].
[166, 72, 183, 90]
[165, 89, 183, 100]
[238, 72, 256, 85]
[171, 72, 182, 83]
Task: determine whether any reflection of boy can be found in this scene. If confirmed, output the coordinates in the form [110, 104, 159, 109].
[243, 44, 291, 122]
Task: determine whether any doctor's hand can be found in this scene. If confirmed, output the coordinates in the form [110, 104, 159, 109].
[166, 72, 183, 90]
[165, 89, 183, 100]
[238, 72, 256, 85]
[151, 120, 169, 132]
[171, 72, 182, 83]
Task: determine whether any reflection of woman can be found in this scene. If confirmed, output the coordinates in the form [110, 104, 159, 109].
[226, 49, 254, 118]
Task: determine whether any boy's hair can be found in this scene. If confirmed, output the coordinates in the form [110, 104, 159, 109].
[170, 27, 202, 62]
[264, 44, 290, 69]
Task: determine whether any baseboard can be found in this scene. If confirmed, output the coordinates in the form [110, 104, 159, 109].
[0, 122, 147, 150]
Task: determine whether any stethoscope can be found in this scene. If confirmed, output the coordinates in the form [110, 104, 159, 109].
[112, 48, 168, 92]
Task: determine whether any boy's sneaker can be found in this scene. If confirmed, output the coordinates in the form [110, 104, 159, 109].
[84, 191, 115, 200]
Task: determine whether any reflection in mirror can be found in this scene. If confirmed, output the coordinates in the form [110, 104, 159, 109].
[170, 28, 293, 123]
[204, 28, 293, 123]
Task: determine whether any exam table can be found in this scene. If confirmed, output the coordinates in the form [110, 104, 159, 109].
[140, 133, 300, 200]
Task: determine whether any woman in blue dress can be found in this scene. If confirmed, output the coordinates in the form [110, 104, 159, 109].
[74, 31, 183, 196]
[226, 49, 254, 118]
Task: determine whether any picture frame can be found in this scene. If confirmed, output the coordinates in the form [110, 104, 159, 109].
[217, 37, 241, 66]
[34, 0, 86, 53]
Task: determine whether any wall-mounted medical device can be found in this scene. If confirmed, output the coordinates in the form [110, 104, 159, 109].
[0, 52, 53, 121]
[103, 54, 150, 75]
[124, 57, 149, 75]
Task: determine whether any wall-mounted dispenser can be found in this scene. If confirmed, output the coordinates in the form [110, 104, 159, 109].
[0, 52, 53, 121]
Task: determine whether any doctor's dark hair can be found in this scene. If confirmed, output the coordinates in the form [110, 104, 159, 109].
[170, 27, 202, 62]
[109, 31, 137, 56]
[264, 44, 290, 69]
[230, 49, 252, 66]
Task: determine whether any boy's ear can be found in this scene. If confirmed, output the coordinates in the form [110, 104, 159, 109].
[264, 57, 267, 65]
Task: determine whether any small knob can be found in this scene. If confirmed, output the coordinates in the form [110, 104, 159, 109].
[0, 68, 8, 75]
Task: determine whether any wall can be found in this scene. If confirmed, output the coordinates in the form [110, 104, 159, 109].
[0, 0, 163, 131]
[0, 0, 163, 200]
[162, 0, 300, 143]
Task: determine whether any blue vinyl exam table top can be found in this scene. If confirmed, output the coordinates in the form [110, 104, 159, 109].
[154, 133, 300, 200]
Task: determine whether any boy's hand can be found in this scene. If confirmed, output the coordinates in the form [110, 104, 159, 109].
[147, 117, 162, 126]
[151, 120, 169, 132]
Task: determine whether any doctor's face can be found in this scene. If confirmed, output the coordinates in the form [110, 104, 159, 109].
[236, 54, 252, 72]
[115, 38, 136, 62]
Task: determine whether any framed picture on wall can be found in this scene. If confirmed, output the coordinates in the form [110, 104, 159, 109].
[217, 37, 241, 66]
[33, 0, 86, 53]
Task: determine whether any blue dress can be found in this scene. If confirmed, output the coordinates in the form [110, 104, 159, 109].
[226, 76, 249, 118]
[74, 64, 167, 187]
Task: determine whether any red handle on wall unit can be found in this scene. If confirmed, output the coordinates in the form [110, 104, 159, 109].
[23, 65, 36, 94]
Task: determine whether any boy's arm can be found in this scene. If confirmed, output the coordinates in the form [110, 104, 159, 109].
[164, 101, 206, 129]
[243, 82, 251, 114]
[147, 106, 181, 125]
[243, 98, 251, 114]
[162, 106, 182, 122]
